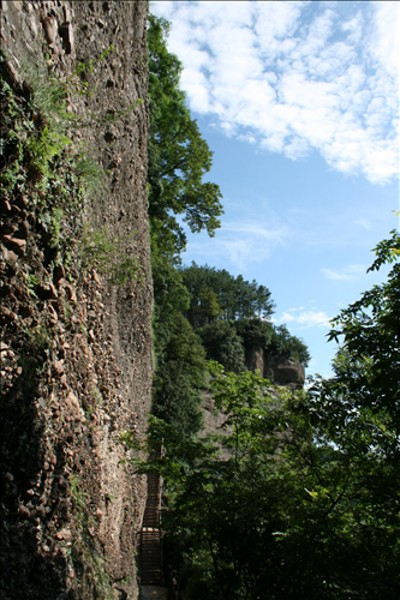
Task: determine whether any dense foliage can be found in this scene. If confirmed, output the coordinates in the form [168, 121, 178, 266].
[325, 230, 400, 429]
[198, 321, 246, 374]
[149, 232, 400, 599]
[152, 312, 206, 437]
[182, 263, 275, 325]
[148, 15, 223, 258]
[147, 14, 221, 433]
[182, 264, 310, 371]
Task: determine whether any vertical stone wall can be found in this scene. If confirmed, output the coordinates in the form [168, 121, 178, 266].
[1, 2, 152, 598]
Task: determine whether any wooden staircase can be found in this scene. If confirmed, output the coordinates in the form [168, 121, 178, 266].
[140, 472, 165, 587]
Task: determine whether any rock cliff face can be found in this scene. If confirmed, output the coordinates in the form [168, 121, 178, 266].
[0, 2, 152, 598]
[246, 348, 305, 389]
[264, 354, 305, 388]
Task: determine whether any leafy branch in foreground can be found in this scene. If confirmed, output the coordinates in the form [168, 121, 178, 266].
[326, 229, 400, 426]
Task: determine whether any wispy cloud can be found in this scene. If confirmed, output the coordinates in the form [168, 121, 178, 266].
[321, 264, 366, 281]
[183, 218, 287, 270]
[151, 0, 399, 184]
[277, 308, 332, 329]
[355, 219, 372, 231]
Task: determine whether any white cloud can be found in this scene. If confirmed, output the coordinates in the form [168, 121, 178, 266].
[321, 264, 366, 281]
[369, 1, 400, 82]
[151, 0, 400, 184]
[278, 308, 331, 329]
[183, 218, 287, 270]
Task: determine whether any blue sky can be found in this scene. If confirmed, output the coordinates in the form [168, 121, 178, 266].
[151, 0, 400, 377]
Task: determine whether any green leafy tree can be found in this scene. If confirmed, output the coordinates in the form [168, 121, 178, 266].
[152, 313, 207, 437]
[154, 353, 400, 599]
[198, 322, 246, 373]
[148, 14, 222, 437]
[234, 317, 274, 359]
[148, 15, 223, 257]
[182, 263, 275, 326]
[182, 263, 309, 371]
[152, 365, 328, 599]
[188, 284, 223, 328]
[325, 229, 400, 427]
[149, 231, 400, 599]
[270, 324, 311, 367]
[308, 230, 400, 598]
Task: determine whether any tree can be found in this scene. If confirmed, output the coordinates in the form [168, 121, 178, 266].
[182, 263, 275, 326]
[198, 322, 246, 373]
[152, 313, 207, 437]
[308, 229, 400, 597]
[234, 317, 274, 359]
[270, 324, 311, 367]
[181, 264, 310, 371]
[325, 230, 400, 428]
[148, 14, 222, 438]
[155, 351, 400, 599]
[148, 15, 223, 258]
[153, 364, 335, 600]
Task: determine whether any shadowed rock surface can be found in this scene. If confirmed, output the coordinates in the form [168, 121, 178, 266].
[246, 348, 305, 388]
[265, 355, 305, 388]
[1, 2, 152, 598]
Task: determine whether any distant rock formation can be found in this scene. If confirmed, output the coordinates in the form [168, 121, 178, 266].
[246, 347, 265, 374]
[264, 355, 305, 389]
[246, 348, 305, 388]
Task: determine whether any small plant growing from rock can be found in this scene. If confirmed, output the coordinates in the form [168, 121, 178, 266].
[80, 226, 142, 286]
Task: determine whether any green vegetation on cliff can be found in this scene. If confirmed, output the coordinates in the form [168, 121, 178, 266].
[149, 235, 400, 600]
[147, 18, 310, 419]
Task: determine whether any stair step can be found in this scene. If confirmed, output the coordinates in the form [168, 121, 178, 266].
[140, 473, 165, 592]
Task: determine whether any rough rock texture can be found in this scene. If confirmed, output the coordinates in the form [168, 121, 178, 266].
[0, 2, 152, 599]
[245, 348, 305, 388]
[263, 354, 305, 389]
[246, 347, 265, 375]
